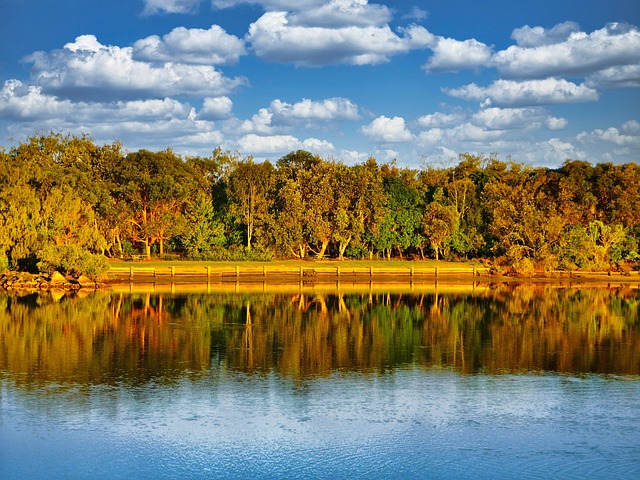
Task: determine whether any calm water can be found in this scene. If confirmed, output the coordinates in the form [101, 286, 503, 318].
[1, 283, 639, 479]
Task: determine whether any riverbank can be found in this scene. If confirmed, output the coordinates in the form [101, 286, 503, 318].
[1, 259, 639, 292]
[0, 271, 105, 291]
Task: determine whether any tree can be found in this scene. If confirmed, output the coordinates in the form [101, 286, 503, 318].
[113, 149, 196, 259]
[376, 176, 423, 259]
[484, 162, 564, 271]
[273, 151, 335, 259]
[179, 194, 226, 256]
[227, 158, 274, 251]
[421, 194, 458, 260]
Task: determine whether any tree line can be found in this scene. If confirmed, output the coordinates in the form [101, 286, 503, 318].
[1, 132, 639, 276]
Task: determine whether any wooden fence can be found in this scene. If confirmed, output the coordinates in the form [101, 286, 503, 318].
[108, 265, 491, 281]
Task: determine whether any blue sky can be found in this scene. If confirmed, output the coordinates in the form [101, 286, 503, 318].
[1, 0, 639, 168]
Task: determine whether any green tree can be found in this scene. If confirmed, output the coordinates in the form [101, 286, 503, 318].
[376, 175, 423, 259]
[227, 158, 274, 251]
[113, 149, 196, 259]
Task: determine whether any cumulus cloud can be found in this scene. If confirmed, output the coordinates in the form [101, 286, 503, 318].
[238, 108, 277, 134]
[142, 0, 202, 15]
[237, 133, 300, 153]
[0, 80, 75, 120]
[445, 78, 599, 107]
[301, 137, 335, 152]
[577, 120, 640, 155]
[416, 112, 465, 128]
[289, 0, 392, 28]
[229, 96, 360, 134]
[360, 115, 414, 142]
[587, 64, 640, 89]
[270, 97, 360, 121]
[25, 35, 247, 101]
[200, 96, 233, 119]
[511, 21, 580, 47]
[493, 22, 640, 79]
[247, 12, 433, 66]
[133, 25, 246, 65]
[424, 37, 492, 73]
[472, 107, 567, 131]
[0, 79, 199, 123]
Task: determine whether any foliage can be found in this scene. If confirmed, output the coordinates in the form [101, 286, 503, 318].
[2, 133, 639, 272]
[37, 244, 110, 278]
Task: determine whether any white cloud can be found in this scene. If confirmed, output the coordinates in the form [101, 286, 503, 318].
[237, 133, 300, 153]
[511, 21, 580, 47]
[201, 97, 233, 119]
[402, 6, 428, 22]
[493, 23, 640, 79]
[472, 107, 567, 131]
[301, 137, 335, 152]
[360, 115, 414, 142]
[289, 0, 392, 28]
[230, 96, 360, 134]
[212, 0, 321, 9]
[577, 120, 640, 155]
[0, 79, 196, 123]
[586, 64, 640, 89]
[418, 128, 444, 144]
[142, 0, 202, 15]
[25, 35, 247, 101]
[239, 108, 277, 134]
[0, 80, 74, 120]
[445, 78, 599, 107]
[416, 112, 465, 128]
[247, 12, 433, 66]
[270, 97, 359, 121]
[133, 25, 246, 65]
[424, 37, 492, 73]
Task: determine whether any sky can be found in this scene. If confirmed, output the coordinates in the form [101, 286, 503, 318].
[1, 0, 639, 168]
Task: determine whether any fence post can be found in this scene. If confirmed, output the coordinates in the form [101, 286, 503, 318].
[370, 266, 373, 277]
[410, 266, 415, 277]
[235, 266, 240, 277]
[207, 266, 211, 278]
[337, 266, 341, 277]
[300, 266, 304, 278]
[129, 266, 134, 281]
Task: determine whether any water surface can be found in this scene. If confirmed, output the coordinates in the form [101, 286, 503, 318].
[1, 283, 639, 479]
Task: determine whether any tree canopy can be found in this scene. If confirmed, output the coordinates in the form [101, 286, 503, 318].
[1, 133, 638, 275]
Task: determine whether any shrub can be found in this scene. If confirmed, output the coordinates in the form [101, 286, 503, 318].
[37, 245, 110, 279]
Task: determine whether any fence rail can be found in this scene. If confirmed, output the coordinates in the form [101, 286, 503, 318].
[107, 264, 493, 281]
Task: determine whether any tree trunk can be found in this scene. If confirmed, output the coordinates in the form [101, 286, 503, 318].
[316, 240, 329, 259]
[338, 236, 352, 260]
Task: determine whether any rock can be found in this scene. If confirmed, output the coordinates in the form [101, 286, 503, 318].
[50, 271, 66, 284]
[77, 275, 95, 287]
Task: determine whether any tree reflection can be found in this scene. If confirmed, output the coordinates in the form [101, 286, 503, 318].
[0, 285, 638, 387]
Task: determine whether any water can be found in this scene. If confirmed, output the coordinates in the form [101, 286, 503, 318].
[1, 283, 639, 479]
